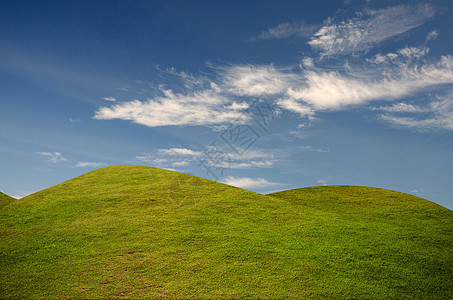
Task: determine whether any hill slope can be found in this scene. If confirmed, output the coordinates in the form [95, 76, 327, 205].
[1, 166, 452, 299]
[0, 191, 15, 210]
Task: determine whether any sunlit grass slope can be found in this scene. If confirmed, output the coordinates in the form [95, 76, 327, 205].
[1, 166, 452, 299]
[269, 186, 453, 299]
[0, 192, 15, 210]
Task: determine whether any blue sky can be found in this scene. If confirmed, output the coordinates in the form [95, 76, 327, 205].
[1, 0, 453, 210]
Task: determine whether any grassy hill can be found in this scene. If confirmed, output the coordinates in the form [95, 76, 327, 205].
[1, 165, 452, 299]
[0, 191, 15, 211]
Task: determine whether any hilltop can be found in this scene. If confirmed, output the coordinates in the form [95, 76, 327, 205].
[1, 165, 452, 299]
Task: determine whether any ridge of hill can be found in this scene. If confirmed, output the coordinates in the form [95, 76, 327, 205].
[1, 165, 452, 299]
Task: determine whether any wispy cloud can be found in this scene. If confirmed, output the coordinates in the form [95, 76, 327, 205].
[136, 154, 169, 166]
[75, 162, 106, 168]
[36, 152, 67, 163]
[136, 147, 276, 171]
[250, 22, 316, 41]
[94, 89, 248, 127]
[309, 5, 435, 56]
[410, 188, 424, 194]
[425, 30, 439, 43]
[374, 102, 429, 113]
[229, 160, 273, 169]
[221, 65, 298, 96]
[158, 148, 202, 156]
[96, 47, 453, 131]
[282, 54, 453, 113]
[378, 94, 453, 131]
[317, 179, 328, 186]
[94, 5, 453, 132]
[172, 160, 190, 167]
[102, 97, 116, 102]
[299, 146, 330, 153]
[69, 117, 81, 123]
[222, 176, 284, 189]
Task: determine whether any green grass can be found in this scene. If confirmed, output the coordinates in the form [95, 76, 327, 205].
[0, 192, 15, 211]
[1, 165, 452, 299]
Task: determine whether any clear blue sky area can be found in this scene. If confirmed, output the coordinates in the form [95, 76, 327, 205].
[1, 0, 453, 210]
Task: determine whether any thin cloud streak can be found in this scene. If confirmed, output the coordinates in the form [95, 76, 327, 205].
[309, 5, 435, 56]
[250, 22, 316, 41]
[36, 152, 67, 163]
[379, 95, 453, 131]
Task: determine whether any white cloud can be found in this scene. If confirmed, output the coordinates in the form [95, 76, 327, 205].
[222, 176, 284, 189]
[172, 160, 189, 167]
[94, 89, 249, 127]
[299, 146, 330, 153]
[425, 30, 439, 42]
[375, 102, 428, 113]
[398, 47, 429, 59]
[95, 52, 453, 130]
[143, 146, 276, 170]
[309, 5, 435, 56]
[378, 94, 453, 131]
[75, 162, 105, 168]
[156, 66, 207, 89]
[229, 160, 273, 169]
[102, 97, 116, 102]
[213, 149, 275, 169]
[36, 152, 67, 163]
[93, 5, 452, 133]
[317, 179, 328, 185]
[158, 148, 202, 156]
[96, 51, 453, 130]
[230, 149, 274, 160]
[137, 149, 199, 169]
[69, 117, 81, 123]
[250, 22, 316, 41]
[221, 65, 298, 96]
[136, 154, 169, 166]
[283, 55, 453, 113]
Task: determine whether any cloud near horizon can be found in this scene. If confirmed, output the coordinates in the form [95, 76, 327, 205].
[221, 176, 284, 189]
[75, 162, 106, 168]
[136, 147, 276, 171]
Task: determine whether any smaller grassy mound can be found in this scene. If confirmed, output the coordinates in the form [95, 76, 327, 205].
[269, 186, 453, 298]
[0, 192, 15, 211]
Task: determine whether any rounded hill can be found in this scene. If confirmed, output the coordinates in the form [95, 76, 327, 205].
[1, 166, 452, 299]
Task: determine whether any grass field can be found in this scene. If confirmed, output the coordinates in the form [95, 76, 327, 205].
[1, 165, 452, 299]
[0, 191, 15, 211]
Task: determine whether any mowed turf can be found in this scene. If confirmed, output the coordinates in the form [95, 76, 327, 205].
[1, 165, 452, 299]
